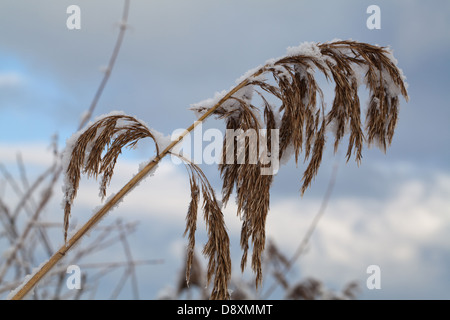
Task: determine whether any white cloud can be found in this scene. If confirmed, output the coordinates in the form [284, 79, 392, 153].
[0, 142, 55, 167]
[264, 171, 450, 298]
[66, 160, 191, 225]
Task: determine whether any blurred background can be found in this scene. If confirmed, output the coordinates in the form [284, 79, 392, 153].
[0, 0, 449, 299]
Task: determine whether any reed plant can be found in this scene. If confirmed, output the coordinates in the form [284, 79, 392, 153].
[8, 38, 408, 300]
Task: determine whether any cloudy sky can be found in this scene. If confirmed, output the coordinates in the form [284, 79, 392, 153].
[0, 0, 449, 299]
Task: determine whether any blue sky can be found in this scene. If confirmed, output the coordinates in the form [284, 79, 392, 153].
[1, 0, 449, 299]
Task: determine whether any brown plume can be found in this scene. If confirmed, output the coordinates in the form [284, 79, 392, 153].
[62, 114, 161, 242]
[58, 40, 407, 300]
[192, 39, 408, 288]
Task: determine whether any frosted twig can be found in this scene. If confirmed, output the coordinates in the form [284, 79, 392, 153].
[78, 0, 131, 130]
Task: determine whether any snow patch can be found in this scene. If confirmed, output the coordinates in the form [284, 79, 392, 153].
[286, 41, 323, 59]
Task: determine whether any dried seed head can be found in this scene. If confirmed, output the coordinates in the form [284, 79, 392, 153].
[191, 39, 408, 295]
[173, 153, 232, 300]
[62, 114, 162, 242]
[61, 39, 408, 301]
